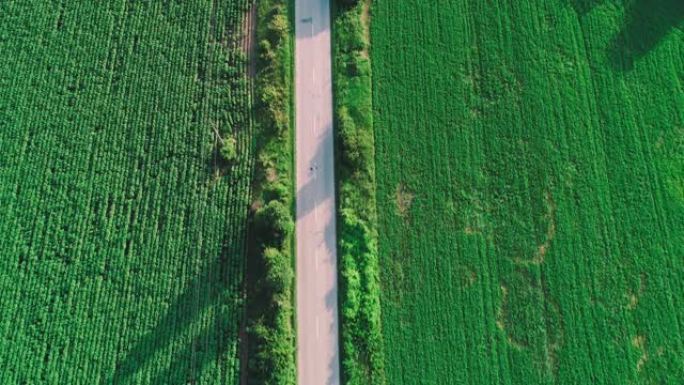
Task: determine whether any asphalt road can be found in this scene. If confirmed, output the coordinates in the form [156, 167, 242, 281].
[294, 0, 340, 384]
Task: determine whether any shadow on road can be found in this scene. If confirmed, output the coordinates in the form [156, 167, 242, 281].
[296, 124, 335, 217]
[295, 117, 341, 385]
[325, 284, 341, 385]
[297, 5, 331, 39]
[295, 123, 339, 264]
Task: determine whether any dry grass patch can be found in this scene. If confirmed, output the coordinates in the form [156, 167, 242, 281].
[395, 183, 414, 220]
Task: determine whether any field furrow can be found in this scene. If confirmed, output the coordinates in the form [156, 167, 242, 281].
[0, 1, 255, 383]
[371, 0, 684, 383]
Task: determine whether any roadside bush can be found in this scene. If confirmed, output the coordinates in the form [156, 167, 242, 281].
[338, 0, 360, 10]
[267, 7, 288, 43]
[254, 199, 293, 247]
[333, 0, 387, 384]
[338, 106, 361, 169]
[263, 180, 289, 203]
[263, 247, 293, 295]
[249, 307, 296, 384]
[246, 0, 296, 384]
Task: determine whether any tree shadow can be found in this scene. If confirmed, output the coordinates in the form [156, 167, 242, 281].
[111, 237, 243, 385]
[325, 282, 341, 385]
[295, 0, 332, 39]
[608, 0, 684, 71]
[295, 124, 335, 221]
[566, 0, 605, 15]
[294, 123, 342, 384]
[565, 0, 683, 71]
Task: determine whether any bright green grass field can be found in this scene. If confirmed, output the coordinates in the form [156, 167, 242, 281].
[0, 1, 253, 384]
[371, 0, 683, 384]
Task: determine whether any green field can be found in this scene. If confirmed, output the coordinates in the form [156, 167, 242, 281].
[371, 0, 684, 384]
[0, 1, 253, 383]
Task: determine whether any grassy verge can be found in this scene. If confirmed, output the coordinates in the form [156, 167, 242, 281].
[332, 1, 386, 384]
[245, 0, 296, 384]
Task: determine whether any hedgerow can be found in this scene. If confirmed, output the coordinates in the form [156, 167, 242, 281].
[333, 1, 387, 384]
[245, 0, 296, 384]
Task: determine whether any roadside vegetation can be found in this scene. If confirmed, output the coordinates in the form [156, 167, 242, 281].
[371, 0, 684, 384]
[244, 0, 297, 384]
[332, 1, 387, 384]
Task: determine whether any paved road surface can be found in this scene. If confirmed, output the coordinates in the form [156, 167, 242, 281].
[294, 0, 340, 384]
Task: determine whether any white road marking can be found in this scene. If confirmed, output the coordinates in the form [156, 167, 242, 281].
[314, 248, 319, 270]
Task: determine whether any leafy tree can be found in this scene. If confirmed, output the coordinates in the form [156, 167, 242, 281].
[254, 199, 293, 246]
[262, 247, 293, 295]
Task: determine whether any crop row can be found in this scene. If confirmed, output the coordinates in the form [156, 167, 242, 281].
[0, 0, 255, 384]
[371, 0, 684, 384]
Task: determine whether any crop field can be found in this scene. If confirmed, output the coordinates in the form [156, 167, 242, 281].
[0, 0, 254, 384]
[371, 0, 683, 384]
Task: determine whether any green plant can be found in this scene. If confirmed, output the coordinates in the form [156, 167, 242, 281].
[332, 1, 386, 384]
[255, 200, 294, 247]
[244, 0, 296, 384]
[0, 1, 254, 383]
[220, 135, 238, 163]
[371, 1, 684, 384]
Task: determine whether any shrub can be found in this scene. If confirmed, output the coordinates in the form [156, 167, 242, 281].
[246, 0, 296, 384]
[219, 135, 238, 163]
[254, 200, 294, 247]
[338, 0, 359, 8]
[263, 247, 293, 295]
[333, 1, 387, 383]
